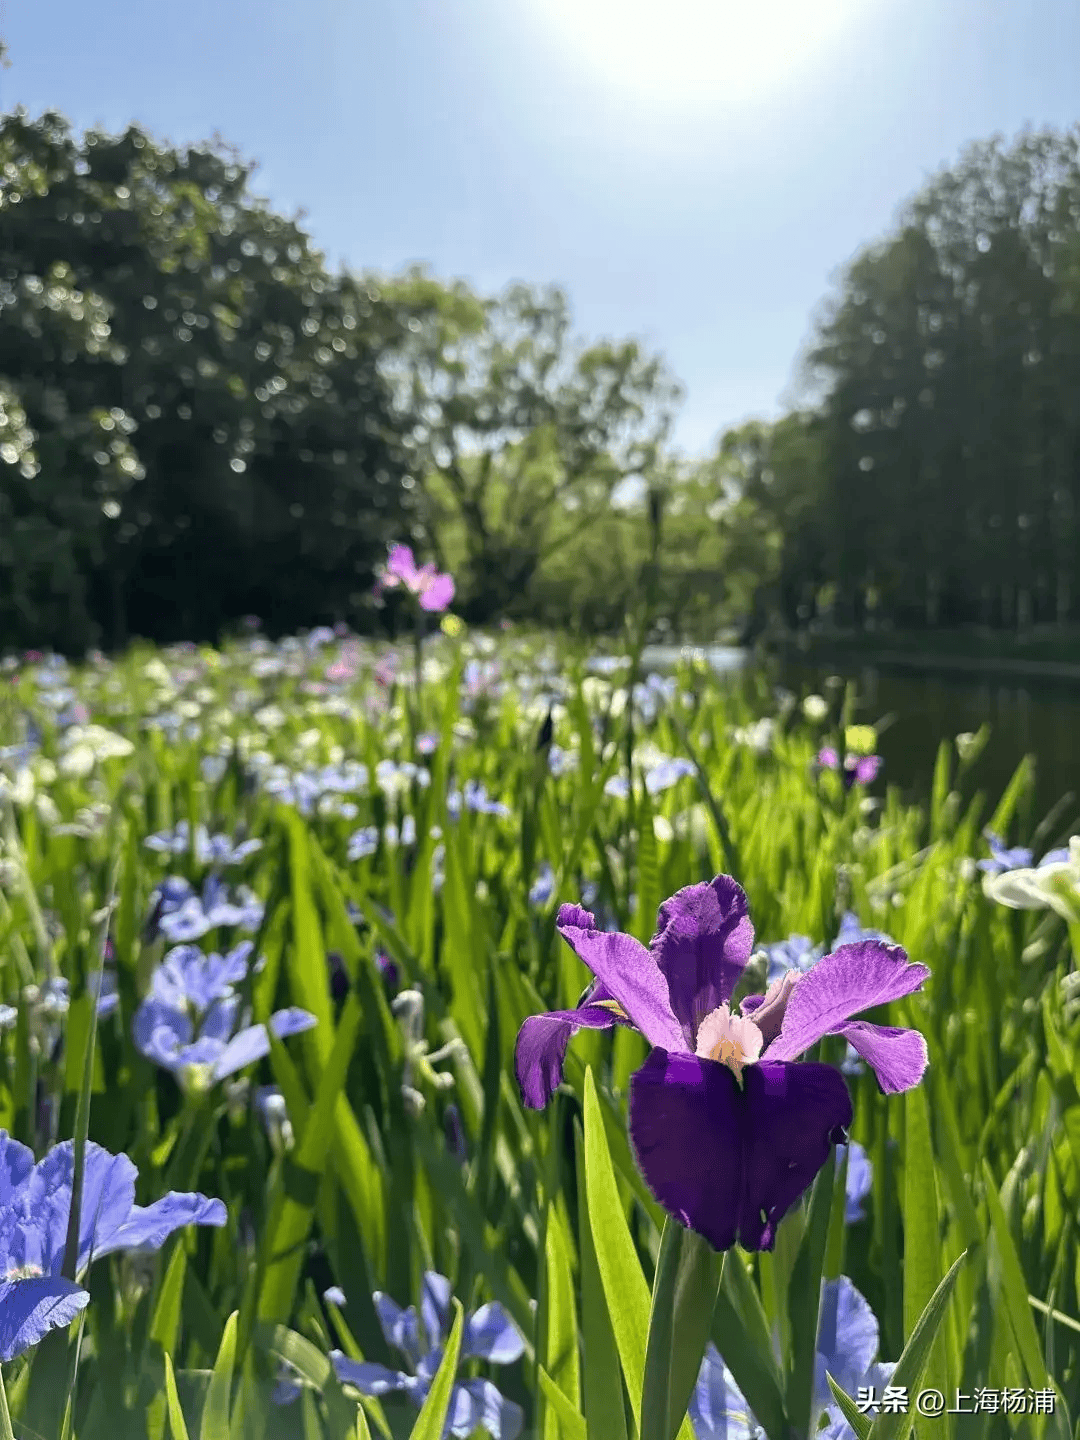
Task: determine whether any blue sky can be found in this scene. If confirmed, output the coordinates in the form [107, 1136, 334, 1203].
[4, 0, 1079, 459]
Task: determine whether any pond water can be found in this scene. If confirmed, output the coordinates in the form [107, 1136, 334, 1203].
[638, 644, 1080, 839]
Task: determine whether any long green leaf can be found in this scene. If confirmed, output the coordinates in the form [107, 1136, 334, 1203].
[903, 1086, 952, 1404]
[164, 1353, 193, 1440]
[574, 1118, 628, 1440]
[541, 1202, 581, 1431]
[868, 1251, 967, 1440]
[538, 1367, 588, 1440]
[256, 994, 364, 1323]
[826, 1373, 873, 1440]
[583, 1065, 657, 1432]
[408, 1299, 463, 1440]
[641, 1218, 723, 1440]
[786, 1159, 834, 1439]
[200, 1310, 238, 1440]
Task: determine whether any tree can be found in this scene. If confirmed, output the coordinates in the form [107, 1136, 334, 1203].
[0, 109, 414, 651]
[369, 268, 684, 623]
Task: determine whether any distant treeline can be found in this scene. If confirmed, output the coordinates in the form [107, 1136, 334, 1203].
[1, 110, 1078, 652]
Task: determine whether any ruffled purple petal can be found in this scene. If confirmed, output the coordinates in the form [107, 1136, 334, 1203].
[556, 915, 683, 1052]
[765, 942, 930, 1069]
[628, 1052, 852, 1252]
[832, 1020, 928, 1094]
[515, 1003, 623, 1109]
[74, 1143, 139, 1268]
[0, 1275, 89, 1362]
[133, 998, 191, 1074]
[649, 876, 755, 1046]
[330, 1352, 411, 1395]
[462, 1302, 525, 1363]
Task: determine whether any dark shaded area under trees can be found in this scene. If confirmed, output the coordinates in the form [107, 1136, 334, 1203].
[2, 111, 1079, 654]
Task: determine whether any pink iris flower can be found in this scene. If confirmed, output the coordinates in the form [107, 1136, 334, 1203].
[375, 545, 455, 613]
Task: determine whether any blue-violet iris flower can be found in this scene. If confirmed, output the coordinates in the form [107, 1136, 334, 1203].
[515, 876, 929, 1251]
[134, 942, 316, 1091]
[329, 1271, 524, 1438]
[690, 1276, 894, 1440]
[976, 828, 1070, 876]
[0, 1132, 225, 1361]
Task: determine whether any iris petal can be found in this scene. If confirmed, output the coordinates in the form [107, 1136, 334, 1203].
[629, 1052, 852, 1252]
[515, 1004, 624, 1109]
[0, 1275, 89, 1362]
[462, 1302, 525, 1363]
[649, 876, 756, 1044]
[556, 916, 684, 1052]
[765, 941, 930, 1071]
[832, 1020, 929, 1094]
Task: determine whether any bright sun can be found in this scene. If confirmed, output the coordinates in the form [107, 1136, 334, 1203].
[526, 0, 858, 121]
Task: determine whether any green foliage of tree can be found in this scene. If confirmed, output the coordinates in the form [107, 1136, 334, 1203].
[0, 109, 414, 651]
[791, 125, 1080, 632]
[371, 267, 684, 624]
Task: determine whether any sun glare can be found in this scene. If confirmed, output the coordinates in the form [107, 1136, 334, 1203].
[527, 0, 858, 121]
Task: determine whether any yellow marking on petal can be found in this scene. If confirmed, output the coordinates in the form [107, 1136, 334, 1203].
[592, 998, 630, 1020]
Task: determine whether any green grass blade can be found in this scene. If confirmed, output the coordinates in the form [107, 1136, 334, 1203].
[903, 1086, 953, 1408]
[541, 1201, 581, 1429]
[200, 1310, 238, 1440]
[868, 1250, 967, 1440]
[538, 1366, 588, 1440]
[408, 1299, 463, 1440]
[164, 1352, 193, 1440]
[574, 1117, 628, 1440]
[641, 1218, 723, 1440]
[582, 1066, 651, 1429]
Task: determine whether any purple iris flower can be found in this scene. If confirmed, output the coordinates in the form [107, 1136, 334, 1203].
[817, 750, 883, 790]
[645, 758, 696, 795]
[762, 935, 825, 987]
[348, 826, 380, 861]
[155, 877, 265, 944]
[374, 545, 455, 613]
[529, 864, 556, 909]
[690, 1276, 894, 1440]
[515, 876, 929, 1252]
[0, 1132, 225, 1361]
[836, 1140, 872, 1223]
[144, 822, 262, 868]
[833, 913, 895, 949]
[976, 829, 1070, 876]
[133, 942, 317, 1091]
[144, 876, 195, 941]
[329, 1271, 524, 1439]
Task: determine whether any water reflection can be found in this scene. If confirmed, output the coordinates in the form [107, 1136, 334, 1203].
[637, 644, 1080, 828]
[775, 659, 1080, 828]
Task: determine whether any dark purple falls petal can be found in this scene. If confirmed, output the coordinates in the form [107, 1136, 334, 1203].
[515, 1003, 625, 1109]
[649, 876, 755, 1047]
[628, 1051, 852, 1252]
[765, 940, 930, 1080]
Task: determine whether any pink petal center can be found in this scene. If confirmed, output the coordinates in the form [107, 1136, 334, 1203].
[694, 1004, 763, 1080]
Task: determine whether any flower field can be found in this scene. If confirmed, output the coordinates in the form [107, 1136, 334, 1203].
[0, 614, 1076, 1440]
